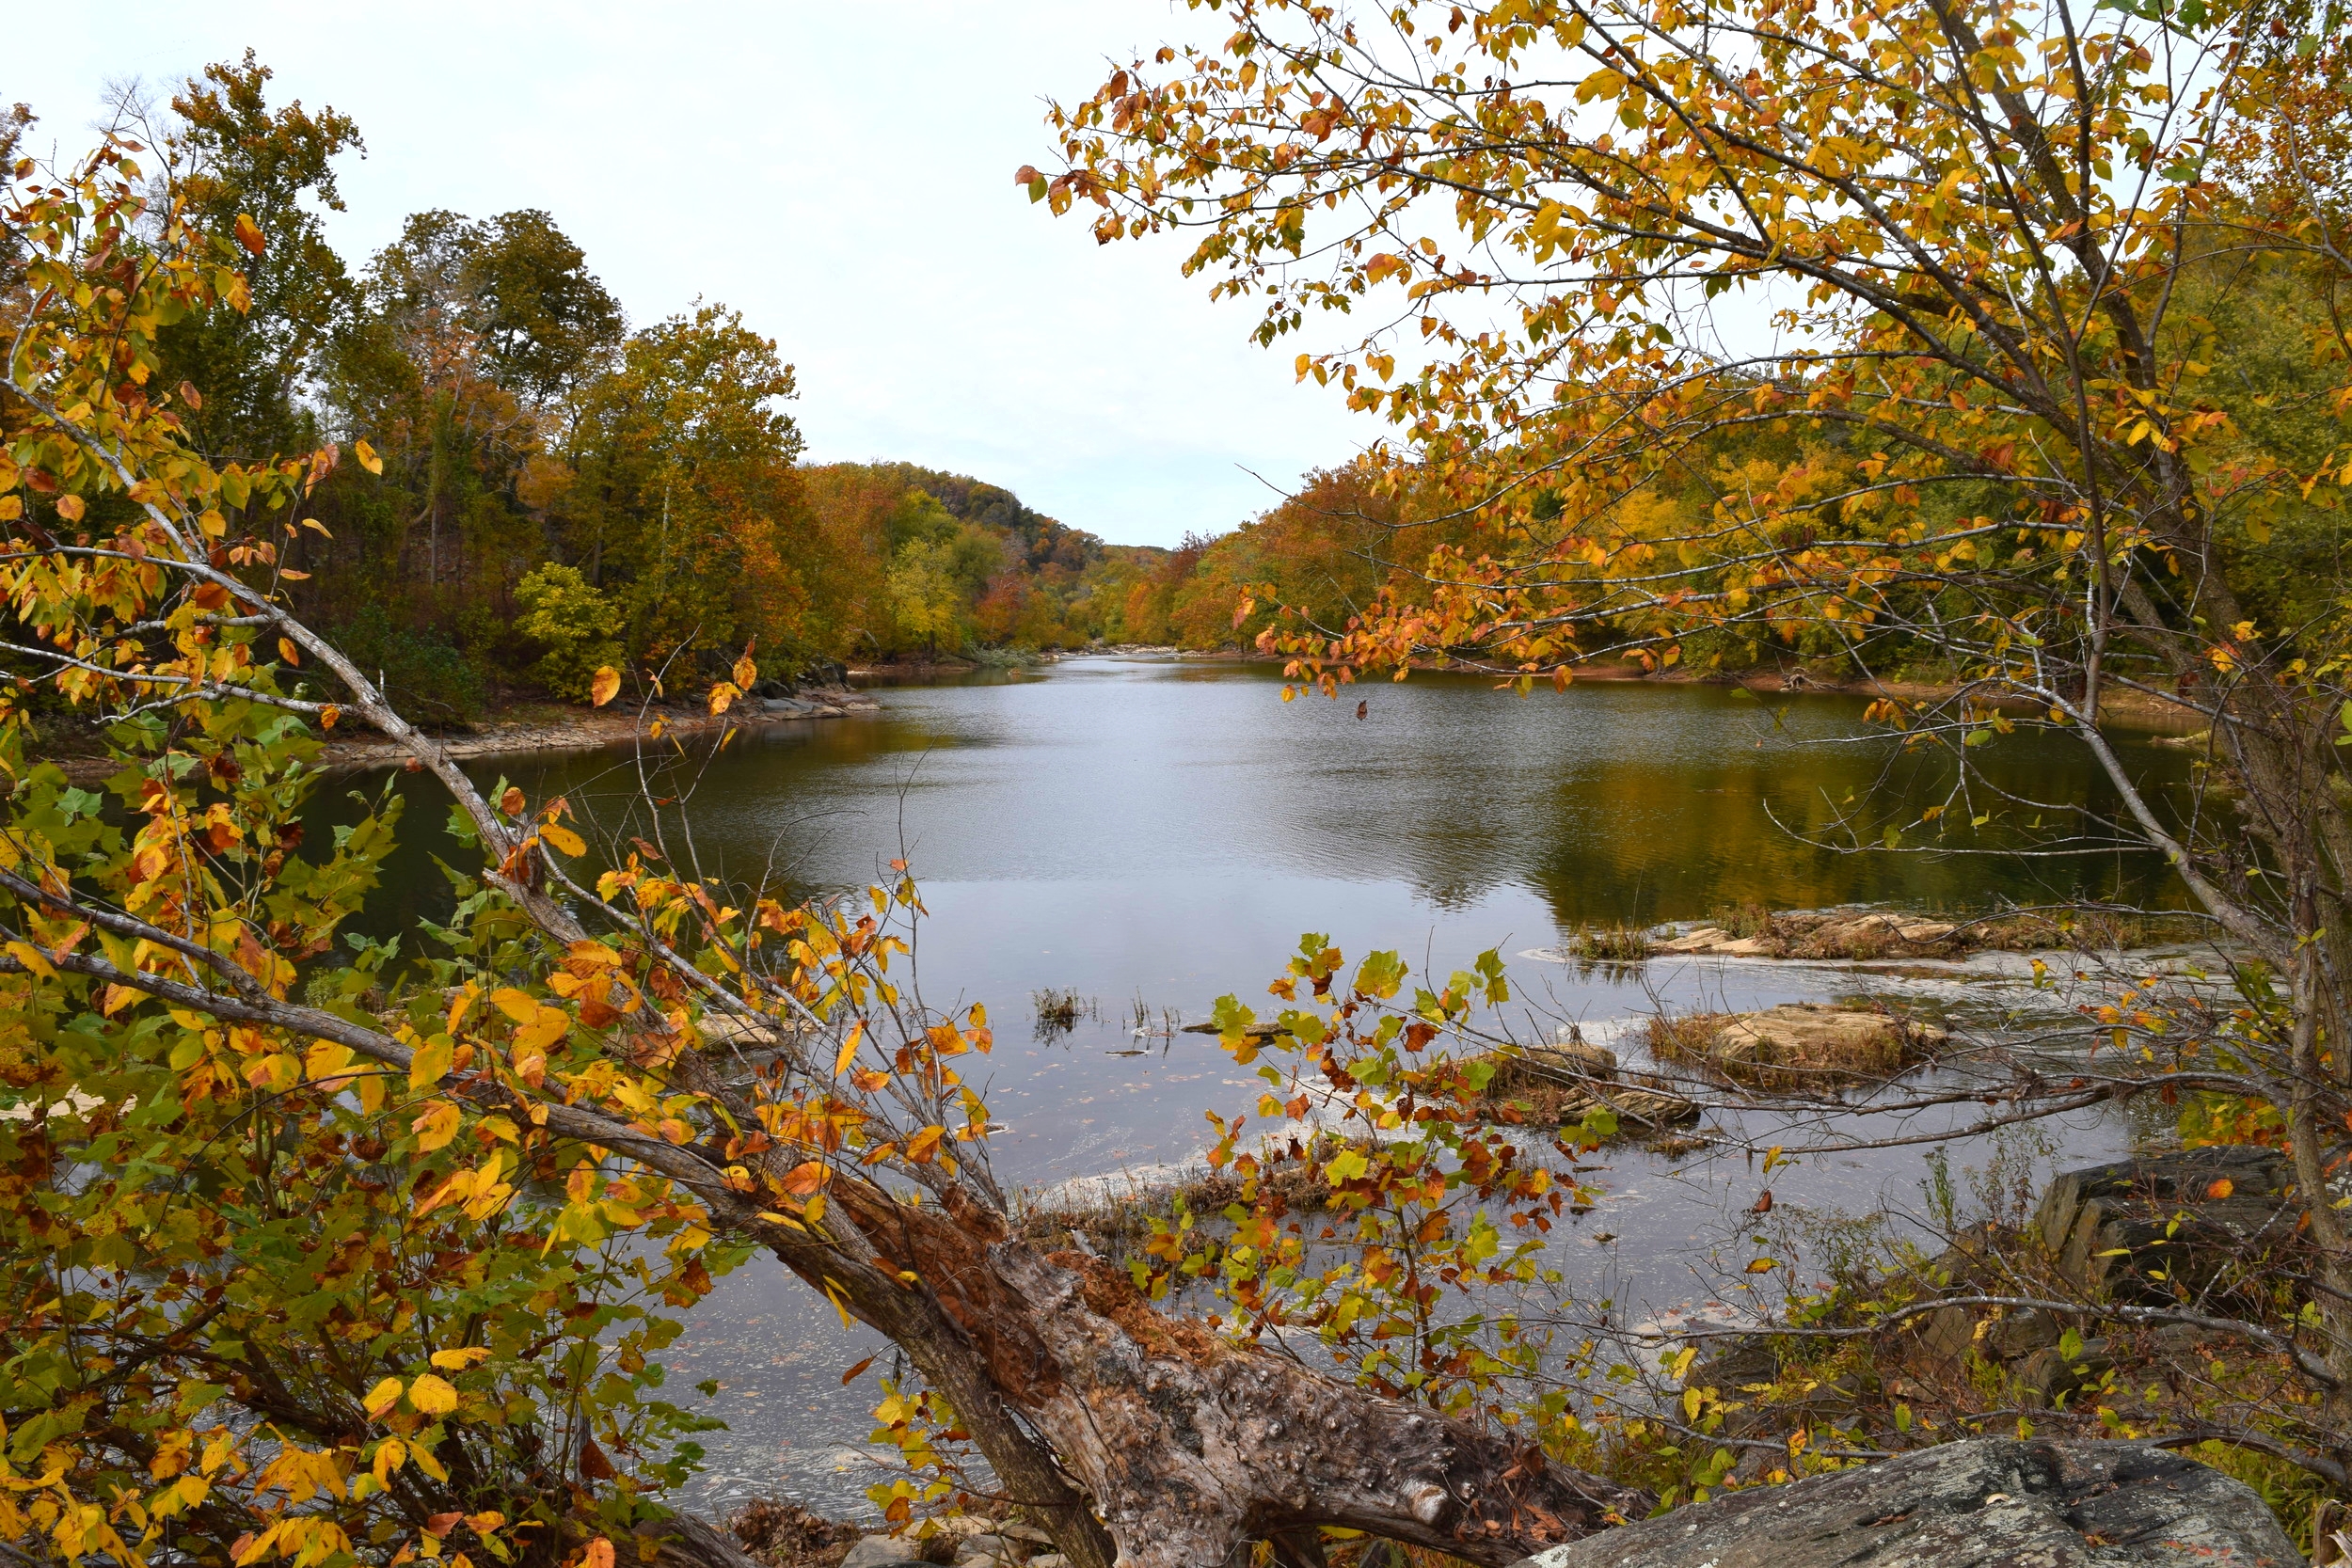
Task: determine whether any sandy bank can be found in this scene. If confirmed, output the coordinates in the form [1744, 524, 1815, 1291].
[34, 688, 881, 783]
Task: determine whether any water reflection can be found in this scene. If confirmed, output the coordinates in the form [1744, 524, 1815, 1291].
[314, 657, 2194, 1514]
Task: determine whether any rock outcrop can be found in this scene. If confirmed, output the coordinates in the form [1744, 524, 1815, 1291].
[2029, 1145, 2299, 1303]
[1513, 1439, 2295, 1568]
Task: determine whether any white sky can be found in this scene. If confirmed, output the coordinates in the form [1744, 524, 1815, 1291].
[8, 1, 1375, 547]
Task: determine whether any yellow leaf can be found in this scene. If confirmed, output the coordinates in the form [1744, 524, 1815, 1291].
[1576, 68, 1627, 103]
[407, 1373, 458, 1416]
[832, 1021, 866, 1077]
[304, 1039, 354, 1081]
[1745, 1258, 1777, 1274]
[733, 653, 758, 689]
[412, 1099, 462, 1152]
[55, 494, 87, 522]
[708, 681, 739, 716]
[590, 666, 621, 707]
[515, 1005, 570, 1053]
[355, 438, 383, 475]
[490, 988, 539, 1024]
[363, 1379, 404, 1418]
[278, 637, 301, 667]
[6, 941, 57, 980]
[429, 1347, 490, 1370]
[407, 1037, 453, 1090]
[541, 823, 586, 857]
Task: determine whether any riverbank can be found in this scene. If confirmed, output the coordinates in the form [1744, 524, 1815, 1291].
[29, 687, 882, 783]
[998, 644, 2208, 732]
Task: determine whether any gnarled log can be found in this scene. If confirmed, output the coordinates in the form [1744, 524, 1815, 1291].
[796, 1175, 1650, 1568]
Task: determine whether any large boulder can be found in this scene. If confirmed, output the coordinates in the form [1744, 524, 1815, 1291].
[1515, 1439, 2294, 1568]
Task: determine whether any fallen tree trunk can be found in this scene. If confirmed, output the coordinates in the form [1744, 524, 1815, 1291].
[791, 1176, 1652, 1568]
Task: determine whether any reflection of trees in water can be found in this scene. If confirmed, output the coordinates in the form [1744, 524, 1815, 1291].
[1522, 727, 2192, 927]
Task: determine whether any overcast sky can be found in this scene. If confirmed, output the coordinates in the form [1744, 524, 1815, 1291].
[9, 2, 1375, 547]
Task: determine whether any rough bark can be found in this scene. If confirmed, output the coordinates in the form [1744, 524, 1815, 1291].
[815, 1180, 1651, 1568]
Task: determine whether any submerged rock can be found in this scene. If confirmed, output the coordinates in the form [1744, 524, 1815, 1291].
[1515, 1439, 2295, 1568]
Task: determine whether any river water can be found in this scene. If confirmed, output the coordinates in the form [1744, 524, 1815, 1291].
[342, 656, 2199, 1515]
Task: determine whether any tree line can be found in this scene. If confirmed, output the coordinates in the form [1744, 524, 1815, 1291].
[5, 54, 1277, 738]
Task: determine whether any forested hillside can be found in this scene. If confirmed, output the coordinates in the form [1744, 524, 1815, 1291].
[3, 55, 1280, 729]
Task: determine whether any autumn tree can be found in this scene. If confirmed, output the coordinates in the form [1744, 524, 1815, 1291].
[1035, 0, 2352, 1476]
[153, 50, 363, 463]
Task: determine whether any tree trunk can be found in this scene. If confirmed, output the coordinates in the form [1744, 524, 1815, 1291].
[807, 1180, 1651, 1568]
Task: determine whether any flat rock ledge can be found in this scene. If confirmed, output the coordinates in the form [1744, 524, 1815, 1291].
[1513, 1439, 2295, 1568]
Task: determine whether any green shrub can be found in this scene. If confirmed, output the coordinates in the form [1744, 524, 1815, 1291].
[516, 562, 625, 701]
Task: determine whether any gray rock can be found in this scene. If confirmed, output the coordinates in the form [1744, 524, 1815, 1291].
[1989, 1305, 2062, 1361]
[953, 1537, 1014, 1563]
[1515, 1439, 2294, 1568]
[1909, 1303, 1974, 1365]
[843, 1538, 919, 1568]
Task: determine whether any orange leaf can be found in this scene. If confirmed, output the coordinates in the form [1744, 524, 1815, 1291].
[54, 494, 85, 522]
[2206, 1178, 2234, 1200]
[278, 638, 300, 667]
[233, 213, 266, 256]
[589, 666, 620, 707]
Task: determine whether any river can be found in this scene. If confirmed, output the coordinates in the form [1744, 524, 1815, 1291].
[337, 656, 2199, 1515]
